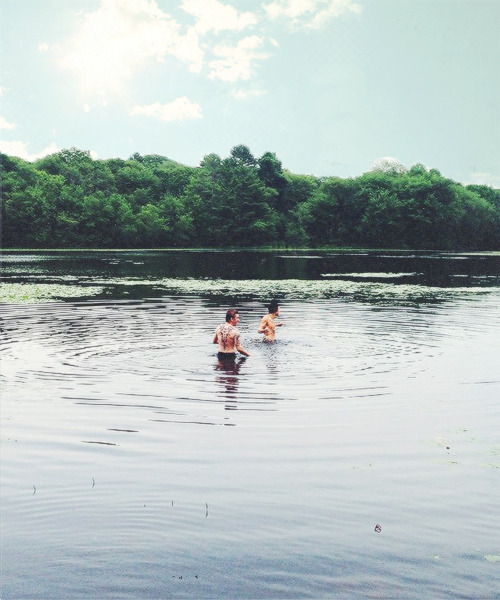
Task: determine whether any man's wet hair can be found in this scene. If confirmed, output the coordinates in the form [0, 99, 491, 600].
[226, 308, 239, 322]
[268, 300, 279, 314]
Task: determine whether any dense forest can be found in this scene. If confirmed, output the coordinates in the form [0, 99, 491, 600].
[1, 145, 499, 250]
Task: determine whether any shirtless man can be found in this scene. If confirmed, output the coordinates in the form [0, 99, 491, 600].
[258, 300, 284, 342]
[213, 308, 250, 358]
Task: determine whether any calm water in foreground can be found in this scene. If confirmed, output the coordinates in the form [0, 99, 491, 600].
[1, 250, 499, 600]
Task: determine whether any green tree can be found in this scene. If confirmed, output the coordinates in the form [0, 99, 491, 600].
[298, 186, 339, 246]
[298, 177, 360, 246]
[115, 162, 161, 197]
[229, 144, 256, 167]
[358, 188, 405, 247]
[184, 150, 278, 246]
[467, 184, 500, 211]
[371, 157, 407, 175]
[153, 164, 195, 197]
[134, 204, 167, 247]
[80, 192, 135, 247]
[451, 186, 499, 249]
[258, 152, 287, 215]
[2, 147, 499, 250]
[281, 172, 318, 212]
[36, 148, 93, 189]
[395, 172, 459, 248]
[2, 170, 63, 247]
[158, 194, 194, 246]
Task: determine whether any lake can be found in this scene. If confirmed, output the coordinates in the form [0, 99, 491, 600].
[1, 249, 499, 599]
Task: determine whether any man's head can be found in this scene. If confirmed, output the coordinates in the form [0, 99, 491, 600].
[226, 308, 239, 323]
[268, 300, 279, 315]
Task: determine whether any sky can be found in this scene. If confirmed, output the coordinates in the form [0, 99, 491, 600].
[0, 0, 499, 186]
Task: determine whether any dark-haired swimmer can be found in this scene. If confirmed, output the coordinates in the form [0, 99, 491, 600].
[258, 300, 284, 342]
[213, 308, 251, 358]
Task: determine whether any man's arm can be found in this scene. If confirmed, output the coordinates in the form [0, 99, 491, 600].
[236, 342, 250, 357]
[235, 330, 250, 356]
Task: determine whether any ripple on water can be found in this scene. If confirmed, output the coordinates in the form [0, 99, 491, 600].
[2, 287, 500, 600]
[2, 295, 498, 390]
[1, 296, 499, 432]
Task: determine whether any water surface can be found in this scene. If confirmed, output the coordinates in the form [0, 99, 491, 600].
[1, 250, 499, 599]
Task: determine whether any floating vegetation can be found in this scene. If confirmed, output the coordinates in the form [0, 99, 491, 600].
[0, 282, 104, 304]
[0, 275, 497, 305]
[143, 277, 495, 305]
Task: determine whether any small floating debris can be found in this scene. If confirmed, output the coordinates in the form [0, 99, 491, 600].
[278, 255, 323, 259]
[485, 555, 500, 563]
[107, 428, 138, 433]
[374, 524, 382, 533]
[321, 272, 418, 279]
[81, 440, 118, 446]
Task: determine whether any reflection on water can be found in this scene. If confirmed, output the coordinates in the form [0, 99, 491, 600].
[215, 356, 247, 409]
[1, 251, 500, 600]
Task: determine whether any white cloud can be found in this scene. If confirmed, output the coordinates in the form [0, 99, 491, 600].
[232, 88, 266, 100]
[54, 0, 361, 112]
[265, 0, 316, 20]
[129, 97, 202, 122]
[264, 0, 361, 29]
[470, 171, 500, 188]
[209, 36, 268, 82]
[310, 0, 362, 28]
[167, 27, 203, 73]
[181, 0, 257, 35]
[38, 42, 49, 53]
[0, 116, 17, 130]
[0, 140, 59, 161]
[59, 0, 204, 100]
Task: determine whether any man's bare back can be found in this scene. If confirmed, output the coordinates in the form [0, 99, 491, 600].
[213, 309, 250, 357]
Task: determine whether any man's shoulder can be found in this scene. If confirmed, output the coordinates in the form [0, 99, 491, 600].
[216, 322, 237, 332]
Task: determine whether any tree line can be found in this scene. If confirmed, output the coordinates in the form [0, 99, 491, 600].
[1, 145, 499, 250]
